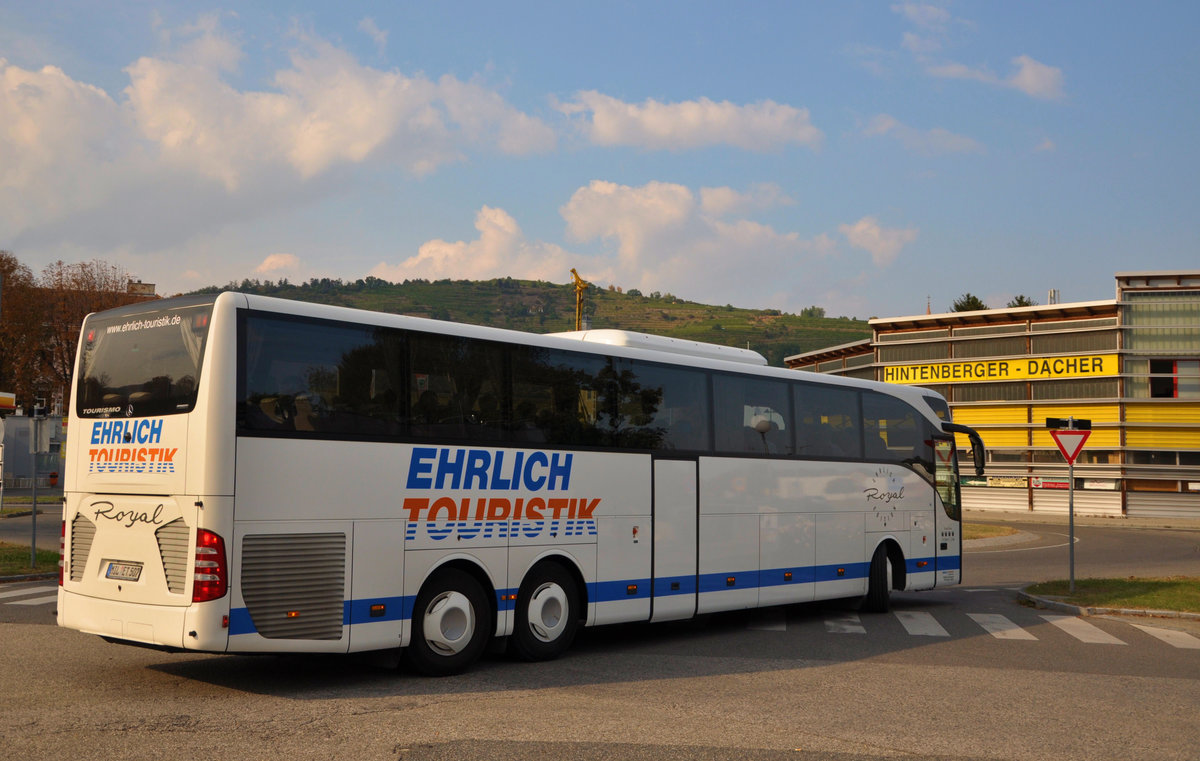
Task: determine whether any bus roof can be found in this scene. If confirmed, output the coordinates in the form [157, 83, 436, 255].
[549, 329, 767, 366]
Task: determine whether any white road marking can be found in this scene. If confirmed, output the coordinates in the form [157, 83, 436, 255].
[895, 610, 950, 637]
[0, 585, 56, 601]
[1130, 623, 1200, 650]
[1041, 615, 1126, 645]
[9, 595, 58, 606]
[967, 613, 1038, 640]
[825, 613, 866, 634]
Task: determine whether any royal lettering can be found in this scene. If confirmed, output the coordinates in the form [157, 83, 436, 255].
[91, 501, 165, 528]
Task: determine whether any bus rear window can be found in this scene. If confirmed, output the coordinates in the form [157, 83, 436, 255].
[76, 304, 212, 418]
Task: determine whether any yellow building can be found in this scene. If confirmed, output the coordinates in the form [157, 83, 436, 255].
[786, 271, 1200, 519]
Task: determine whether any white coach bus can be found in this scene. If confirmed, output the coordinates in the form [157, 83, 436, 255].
[58, 292, 984, 675]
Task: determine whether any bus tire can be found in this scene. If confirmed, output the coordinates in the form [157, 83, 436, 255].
[405, 567, 490, 676]
[509, 562, 579, 662]
[863, 544, 893, 613]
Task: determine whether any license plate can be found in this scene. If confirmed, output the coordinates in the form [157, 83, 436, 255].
[105, 562, 143, 582]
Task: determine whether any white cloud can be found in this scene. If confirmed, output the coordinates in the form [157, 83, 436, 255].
[369, 206, 573, 283]
[891, 5, 1064, 101]
[557, 91, 822, 151]
[254, 253, 300, 275]
[700, 183, 794, 217]
[1008, 55, 1065, 100]
[124, 30, 557, 190]
[358, 18, 388, 57]
[370, 180, 846, 311]
[0, 57, 139, 232]
[893, 3, 952, 56]
[838, 216, 919, 266]
[864, 114, 982, 156]
[927, 55, 1064, 100]
[559, 180, 839, 304]
[892, 2, 951, 29]
[0, 17, 558, 266]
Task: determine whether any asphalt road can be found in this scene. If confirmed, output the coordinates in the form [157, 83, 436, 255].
[0, 502, 61, 551]
[1, 518, 1197, 760]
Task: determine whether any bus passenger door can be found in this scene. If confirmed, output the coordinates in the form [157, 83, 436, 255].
[651, 459, 697, 622]
[933, 438, 962, 586]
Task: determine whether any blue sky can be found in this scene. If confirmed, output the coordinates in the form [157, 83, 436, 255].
[2, 2, 1198, 319]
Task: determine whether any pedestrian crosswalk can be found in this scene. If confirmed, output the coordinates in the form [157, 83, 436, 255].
[5, 581, 1198, 652]
[0, 584, 57, 607]
[770, 606, 1200, 650]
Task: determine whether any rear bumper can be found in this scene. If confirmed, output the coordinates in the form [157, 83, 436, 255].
[57, 589, 229, 651]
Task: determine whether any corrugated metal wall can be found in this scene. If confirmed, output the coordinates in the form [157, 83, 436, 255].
[1126, 492, 1200, 519]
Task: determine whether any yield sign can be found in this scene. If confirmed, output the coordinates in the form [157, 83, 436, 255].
[1050, 429, 1091, 465]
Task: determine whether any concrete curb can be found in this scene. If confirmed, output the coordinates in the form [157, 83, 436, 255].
[1018, 588, 1200, 621]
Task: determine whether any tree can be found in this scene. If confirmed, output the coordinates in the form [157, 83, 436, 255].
[39, 259, 140, 400]
[951, 293, 988, 312]
[0, 251, 39, 408]
[0, 253, 149, 411]
[800, 305, 826, 318]
[1007, 294, 1038, 308]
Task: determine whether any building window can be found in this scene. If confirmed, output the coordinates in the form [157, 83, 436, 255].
[1148, 359, 1200, 398]
[955, 382, 1026, 402]
[1129, 451, 1178, 465]
[878, 342, 950, 363]
[1030, 331, 1118, 354]
[989, 451, 1028, 463]
[1126, 479, 1180, 493]
[954, 336, 1026, 359]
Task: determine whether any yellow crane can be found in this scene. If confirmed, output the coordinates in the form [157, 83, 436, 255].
[570, 268, 590, 331]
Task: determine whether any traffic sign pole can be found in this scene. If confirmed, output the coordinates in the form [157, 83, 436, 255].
[1047, 417, 1091, 594]
[1068, 456, 1075, 593]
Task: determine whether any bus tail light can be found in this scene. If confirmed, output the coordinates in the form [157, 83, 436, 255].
[193, 529, 228, 602]
[58, 521, 65, 586]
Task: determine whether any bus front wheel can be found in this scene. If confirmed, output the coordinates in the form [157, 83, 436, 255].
[405, 567, 490, 676]
[510, 562, 579, 662]
[863, 544, 894, 613]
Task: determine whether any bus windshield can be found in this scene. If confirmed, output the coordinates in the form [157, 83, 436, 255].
[76, 301, 213, 418]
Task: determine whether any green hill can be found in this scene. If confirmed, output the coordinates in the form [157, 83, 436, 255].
[191, 277, 870, 367]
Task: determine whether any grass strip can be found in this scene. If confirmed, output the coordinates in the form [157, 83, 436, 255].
[1026, 577, 1200, 614]
[963, 523, 1019, 541]
[0, 542, 58, 576]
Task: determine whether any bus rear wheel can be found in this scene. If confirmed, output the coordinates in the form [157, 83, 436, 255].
[405, 567, 490, 676]
[510, 562, 579, 662]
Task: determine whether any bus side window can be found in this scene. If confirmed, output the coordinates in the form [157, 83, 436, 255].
[409, 333, 506, 442]
[794, 384, 861, 459]
[862, 391, 935, 481]
[607, 360, 709, 451]
[712, 374, 791, 455]
[511, 346, 606, 446]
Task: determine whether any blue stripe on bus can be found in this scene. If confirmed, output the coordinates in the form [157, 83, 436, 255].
[936, 555, 961, 571]
[698, 569, 761, 593]
[346, 596, 411, 625]
[590, 578, 653, 603]
[652, 575, 697, 597]
[227, 553, 958, 636]
[905, 556, 939, 574]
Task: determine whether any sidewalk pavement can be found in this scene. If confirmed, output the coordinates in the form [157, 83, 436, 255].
[964, 507, 1200, 532]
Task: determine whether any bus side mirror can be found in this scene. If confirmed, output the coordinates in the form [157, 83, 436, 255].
[969, 435, 985, 478]
[941, 422, 985, 479]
